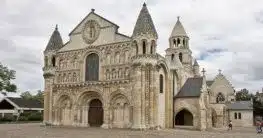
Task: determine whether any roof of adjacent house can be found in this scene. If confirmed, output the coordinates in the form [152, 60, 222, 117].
[3, 97, 43, 109]
[206, 80, 214, 87]
[175, 77, 203, 98]
[227, 101, 253, 110]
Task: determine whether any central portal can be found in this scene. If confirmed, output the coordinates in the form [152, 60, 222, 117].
[88, 99, 103, 127]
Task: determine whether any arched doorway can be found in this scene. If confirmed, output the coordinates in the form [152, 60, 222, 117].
[175, 109, 193, 126]
[88, 99, 103, 127]
[85, 53, 99, 81]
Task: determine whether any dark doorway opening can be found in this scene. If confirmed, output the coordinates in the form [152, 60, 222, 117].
[175, 109, 193, 126]
[88, 99, 103, 127]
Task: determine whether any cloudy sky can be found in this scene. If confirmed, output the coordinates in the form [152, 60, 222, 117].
[1, 0, 263, 94]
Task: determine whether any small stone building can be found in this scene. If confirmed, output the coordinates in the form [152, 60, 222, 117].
[227, 101, 253, 127]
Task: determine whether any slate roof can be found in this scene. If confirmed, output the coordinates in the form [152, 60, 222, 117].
[206, 80, 214, 87]
[170, 17, 188, 37]
[44, 25, 63, 52]
[132, 3, 158, 38]
[176, 77, 203, 98]
[6, 97, 43, 109]
[227, 101, 253, 110]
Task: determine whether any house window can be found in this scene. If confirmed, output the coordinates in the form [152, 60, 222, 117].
[159, 74, 163, 93]
[238, 113, 241, 119]
[234, 112, 237, 119]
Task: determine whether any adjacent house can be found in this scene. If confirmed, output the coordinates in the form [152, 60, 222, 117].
[227, 101, 254, 127]
[0, 96, 43, 118]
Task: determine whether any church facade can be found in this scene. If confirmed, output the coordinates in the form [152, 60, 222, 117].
[43, 3, 252, 130]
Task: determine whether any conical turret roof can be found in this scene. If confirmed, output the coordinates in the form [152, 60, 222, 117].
[170, 17, 188, 37]
[132, 3, 158, 38]
[45, 25, 63, 52]
[193, 59, 199, 66]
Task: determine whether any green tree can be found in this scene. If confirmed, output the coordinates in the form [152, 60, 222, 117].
[34, 90, 44, 104]
[235, 88, 253, 101]
[20, 90, 44, 104]
[20, 91, 33, 99]
[0, 62, 17, 92]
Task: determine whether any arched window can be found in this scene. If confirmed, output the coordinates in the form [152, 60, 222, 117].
[151, 40, 155, 54]
[234, 112, 237, 119]
[183, 39, 185, 46]
[173, 39, 176, 47]
[179, 53, 183, 62]
[85, 53, 99, 81]
[238, 113, 241, 119]
[177, 38, 180, 45]
[142, 40, 146, 54]
[216, 93, 225, 103]
[134, 41, 138, 55]
[171, 54, 175, 61]
[44, 56, 48, 66]
[52, 56, 56, 67]
[159, 74, 164, 93]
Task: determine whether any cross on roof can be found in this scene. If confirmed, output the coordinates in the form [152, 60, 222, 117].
[202, 68, 206, 76]
[218, 69, 222, 74]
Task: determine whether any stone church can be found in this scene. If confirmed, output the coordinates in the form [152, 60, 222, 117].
[43, 3, 253, 130]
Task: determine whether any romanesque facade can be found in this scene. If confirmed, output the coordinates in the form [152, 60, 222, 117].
[43, 3, 252, 130]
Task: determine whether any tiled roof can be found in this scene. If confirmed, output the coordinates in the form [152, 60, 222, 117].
[227, 101, 253, 110]
[132, 3, 158, 38]
[6, 97, 43, 109]
[170, 17, 188, 37]
[176, 77, 203, 98]
[44, 25, 63, 52]
[206, 80, 214, 87]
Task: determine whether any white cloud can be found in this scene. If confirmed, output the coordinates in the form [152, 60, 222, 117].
[1, 0, 263, 93]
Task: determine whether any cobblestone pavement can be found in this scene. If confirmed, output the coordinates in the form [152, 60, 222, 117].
[0, 123, 262, 138]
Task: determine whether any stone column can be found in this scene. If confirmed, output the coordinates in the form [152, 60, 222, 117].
[153, 67, 159, 128]
[131, 66, 144, 129]
[82, 106, 89, 127]
[149, 66, 154, 128]
[43, 91, 49, 123]
[101, 104, 110, 129]
[49, 87, 53, 123]
[141, 66, 146, 128]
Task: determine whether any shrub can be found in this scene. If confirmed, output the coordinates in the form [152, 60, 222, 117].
[27, 112, 43, 121]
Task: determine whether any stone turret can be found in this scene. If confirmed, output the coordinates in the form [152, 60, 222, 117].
[130, 3, 160, 130]
[132, 2, 158, 56]
[166, 17, 193, 71]
[193, 59, 200, 77]
[43, 25, 63, 125]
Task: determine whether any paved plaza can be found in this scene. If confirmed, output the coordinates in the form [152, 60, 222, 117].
[0, 123, 262, 138]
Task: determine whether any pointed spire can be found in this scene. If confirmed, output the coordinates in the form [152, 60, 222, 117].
[170, 16, 188, 37]
[45, 25, 63, 52]
[132, 3, 158, 38]
[193, 59, 199, 66]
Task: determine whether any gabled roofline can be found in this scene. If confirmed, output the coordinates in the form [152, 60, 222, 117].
[69, 11, 119, 36]
[1, 97, 20, 109]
